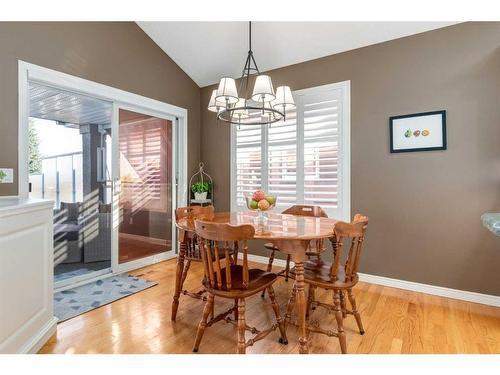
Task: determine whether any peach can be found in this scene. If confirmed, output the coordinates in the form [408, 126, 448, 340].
[258, 199, 270, 210]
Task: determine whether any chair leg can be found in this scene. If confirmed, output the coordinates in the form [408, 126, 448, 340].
[233, 298, 238, 321]
[348, 288, 365, 335]
[180, 259, 191, 292]
[210, 299, 215, 320]
[192, 293, 214, 352]
[306, 284, 315, 318]
[237, 298, 246, 354]
[284, 255, 291, 282]
[267, 285, 288, 344]
[333, 290, 347, 354]
[339, 290, 347, 318]
[284, 285, 297, 330]
[261, 250, 276, 298]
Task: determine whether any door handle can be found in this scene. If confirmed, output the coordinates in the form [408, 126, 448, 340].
[113, 178, 121, 194]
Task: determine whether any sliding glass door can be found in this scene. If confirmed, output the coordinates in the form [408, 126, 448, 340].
[112, 107, 176, 270]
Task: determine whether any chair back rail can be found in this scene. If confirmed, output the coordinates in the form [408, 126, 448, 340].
[194, 220, 255, 290]
[330, 214, 369, 282]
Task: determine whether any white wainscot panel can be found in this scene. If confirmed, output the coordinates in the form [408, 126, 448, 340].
[0, 198, 56, 353]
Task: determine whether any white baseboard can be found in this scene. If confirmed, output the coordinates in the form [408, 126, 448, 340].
[20, 317, 58, 354]
[357, 273, 500, 307]
[244, 253, 500, 307]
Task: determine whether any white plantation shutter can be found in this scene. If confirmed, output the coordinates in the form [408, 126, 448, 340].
[231, 82, 350, 220]
[234, 125, 262, 208]
[268, 110, 297, 208]
[300, 90, 341, 212]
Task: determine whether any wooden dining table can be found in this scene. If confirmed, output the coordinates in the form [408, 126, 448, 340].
[172, 210, 337, 354]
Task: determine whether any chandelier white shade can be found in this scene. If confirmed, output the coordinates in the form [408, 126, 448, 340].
[251, 75, 275, 103]
[273, 86, 296, 111]
[208, 22, 295, 126]
[207, 89, 224, 112]
[215, 77, 239, 105]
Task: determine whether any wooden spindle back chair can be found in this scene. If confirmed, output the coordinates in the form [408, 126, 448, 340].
[329, 214, 368, 283]
[287, 214, 369, 354]
[195, 221, 253, 292]
[283, 205, 329, 258]
[173, 205, 219, 312]
[175, 205, 215, 260]
[192, 220, 287, 354]
[262, 205, 329, 296]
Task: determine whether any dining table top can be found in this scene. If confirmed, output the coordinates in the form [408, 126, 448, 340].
[175, 210, 338, 241]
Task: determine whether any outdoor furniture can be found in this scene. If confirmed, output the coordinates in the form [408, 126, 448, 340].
[53, 202, 112, 266]
[53, 202, 83, 265]
[83, 203, 112, 263]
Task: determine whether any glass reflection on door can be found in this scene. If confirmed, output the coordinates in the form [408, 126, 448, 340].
[118, 109, 173, 263]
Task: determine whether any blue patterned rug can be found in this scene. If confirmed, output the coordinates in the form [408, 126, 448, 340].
[54, 274, 158, 322]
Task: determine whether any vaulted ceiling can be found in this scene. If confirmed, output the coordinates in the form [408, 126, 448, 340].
[137, 22, 458, 87]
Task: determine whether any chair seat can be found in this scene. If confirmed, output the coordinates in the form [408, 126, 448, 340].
[53, 221, 81, 242]
[203, 265, 277, 297]
[290, 259, 358, 288]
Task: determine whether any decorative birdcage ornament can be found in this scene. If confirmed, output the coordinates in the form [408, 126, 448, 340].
[188, 162, 213, 206]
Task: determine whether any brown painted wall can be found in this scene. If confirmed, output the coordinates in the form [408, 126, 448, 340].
[200, 22, 500, 295]
[0, 22, 200, 196]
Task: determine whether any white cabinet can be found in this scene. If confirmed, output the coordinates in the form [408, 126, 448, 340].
[0, 198, 56, 353]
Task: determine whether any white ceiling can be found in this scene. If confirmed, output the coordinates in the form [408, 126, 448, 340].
[137, 22, 458, 87]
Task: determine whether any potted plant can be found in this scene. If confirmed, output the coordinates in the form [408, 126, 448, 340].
[0, 170, 6, 183]
[191, 181, 212, 201]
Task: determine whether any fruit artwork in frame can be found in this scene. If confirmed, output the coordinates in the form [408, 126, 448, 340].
[389, 110, 447, 153]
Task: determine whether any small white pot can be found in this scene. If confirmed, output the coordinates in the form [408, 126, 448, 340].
[194, 192, 208, 200]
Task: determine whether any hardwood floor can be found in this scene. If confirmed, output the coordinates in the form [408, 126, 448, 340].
[118, 235, 170, 263]
[39, 259, 500, 354]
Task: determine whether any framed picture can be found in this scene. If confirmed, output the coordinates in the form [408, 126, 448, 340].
[389, 110, 446, 153]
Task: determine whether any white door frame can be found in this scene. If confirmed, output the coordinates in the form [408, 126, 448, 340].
[18, 61, 188, 281]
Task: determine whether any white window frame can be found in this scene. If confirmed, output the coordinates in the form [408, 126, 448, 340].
[230, 80, 351, 221]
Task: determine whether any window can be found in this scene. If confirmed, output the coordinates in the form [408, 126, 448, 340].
[231, 81, 350, 220]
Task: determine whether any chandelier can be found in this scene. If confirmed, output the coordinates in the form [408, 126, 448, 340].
[207, 22, 295, 126]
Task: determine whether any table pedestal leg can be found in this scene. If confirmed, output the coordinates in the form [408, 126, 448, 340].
[294, 261, 309, 354]
[171, 238, 187, 321]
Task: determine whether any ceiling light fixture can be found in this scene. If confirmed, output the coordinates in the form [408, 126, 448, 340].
[207, 22, 295, 126]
